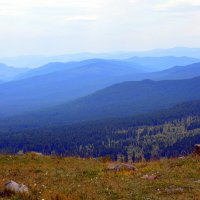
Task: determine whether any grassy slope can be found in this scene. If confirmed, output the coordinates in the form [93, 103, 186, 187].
[0, 154, 200, 200]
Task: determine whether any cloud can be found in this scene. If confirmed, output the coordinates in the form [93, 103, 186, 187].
[155, 0, 200, 11]
[0, 0, 101, 18]
[64, 15, 97, 21]
[0, 9, 24, 17]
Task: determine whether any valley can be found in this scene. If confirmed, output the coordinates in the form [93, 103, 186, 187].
[0, 53, 200, 163]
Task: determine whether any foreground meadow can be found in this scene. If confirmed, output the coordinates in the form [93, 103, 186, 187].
[0, 154, 200, 200]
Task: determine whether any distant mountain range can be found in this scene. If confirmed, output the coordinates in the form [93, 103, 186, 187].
[121, 62, 200, 81]
[149, 62, 200, 80]
[0, 47, 200, 68]
[0, 63, 29, 81]
[132, 47, 200, 58]
[15, 59, 147, 80]
[0, 55, 199, 82]
[2, 76, 200, 129]
[0, 60, 200, 117]
[126, 56, 200, 71]
[0, 59, 148, 116]
[26, 76, 200, 124]
[12, 56, 200, 80]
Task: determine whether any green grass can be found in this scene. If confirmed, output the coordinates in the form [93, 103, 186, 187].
[0, 154, 200, 200]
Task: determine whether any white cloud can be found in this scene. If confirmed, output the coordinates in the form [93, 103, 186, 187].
[0, 0, 101, 18]
[64, 15, 97, 21]
[155, 0, 200, 11]
[0, 10, 24, 17]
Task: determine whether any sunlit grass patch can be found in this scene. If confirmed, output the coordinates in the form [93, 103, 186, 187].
[0, 154, 200, 199]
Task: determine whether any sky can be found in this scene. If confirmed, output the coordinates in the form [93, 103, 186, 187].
[0, 0, 200, 56]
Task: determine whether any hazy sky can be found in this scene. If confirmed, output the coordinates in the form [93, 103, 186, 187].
[0, 0, 200, 56]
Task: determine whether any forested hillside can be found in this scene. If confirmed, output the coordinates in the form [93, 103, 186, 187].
[0, 100, 200, 161]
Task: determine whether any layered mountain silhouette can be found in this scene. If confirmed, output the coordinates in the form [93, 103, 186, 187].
[1, 48, 200, 162]
[15, 59, 146, 80]
[2, 76, 200, 128]
[126, 56, 199, 71]
[1, 56, 199, 81]
[122, 62, 200, 81]
[0, 63, 29, 81]
[0, 59, 147, 116]
[0, 60, 200, 117]
[1, 47, 200, 68]
[15, 57, 200, 80]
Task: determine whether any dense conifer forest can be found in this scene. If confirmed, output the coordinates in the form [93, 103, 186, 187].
[0, 100, 200, 161]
